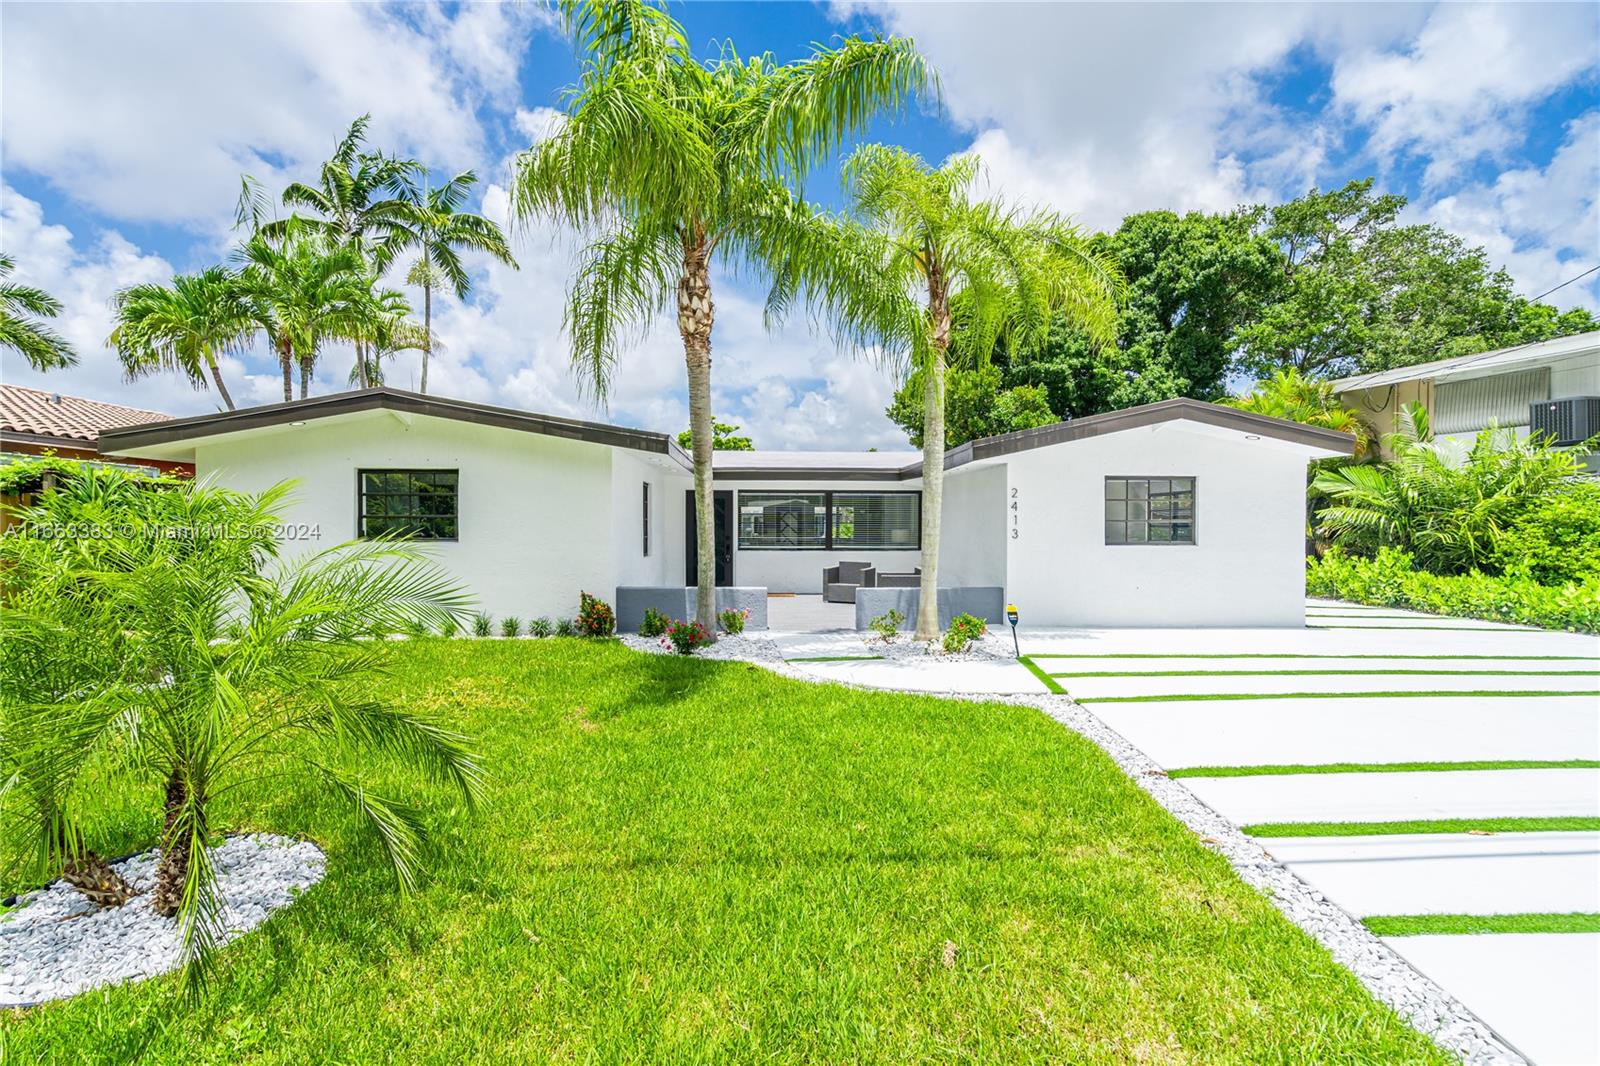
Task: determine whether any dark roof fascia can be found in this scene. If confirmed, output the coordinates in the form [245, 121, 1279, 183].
[97, 387, 690, 467]
[905, 398, 1355, 477]
[711, 467, 910, 482]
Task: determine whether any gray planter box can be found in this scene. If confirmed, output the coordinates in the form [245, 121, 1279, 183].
[615, 586, 768, 632]
[854, 587, 1005, 631]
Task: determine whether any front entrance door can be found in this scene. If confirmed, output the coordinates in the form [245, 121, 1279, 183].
[685, 490, 734, 586]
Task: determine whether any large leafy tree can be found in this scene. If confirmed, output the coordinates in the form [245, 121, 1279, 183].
[675, 418, 753, 451]
[511, 0, 933, 631]
[0, 254, 77, 371]
[110, 267, 254, 410]
[383, 168, 517, 394]
[772, 147, 1122, 640]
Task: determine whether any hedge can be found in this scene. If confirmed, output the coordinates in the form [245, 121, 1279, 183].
[1307, 548, 1600, 634]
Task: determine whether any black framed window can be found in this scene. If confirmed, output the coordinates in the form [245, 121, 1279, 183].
[642, 482, 651, 556]
[737, 490, 920, 550]
[359, 470, 459, 540]
[1105, 477, 1194, 545]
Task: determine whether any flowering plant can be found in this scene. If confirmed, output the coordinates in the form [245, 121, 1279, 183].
[662, 618, 713, 655]
[717, 607, 750, 635]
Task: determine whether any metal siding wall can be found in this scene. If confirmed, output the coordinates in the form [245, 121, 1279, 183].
[1434, 368, 1550, 434]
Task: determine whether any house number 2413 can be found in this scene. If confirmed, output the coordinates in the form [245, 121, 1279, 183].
[1010, 486, 1020, 539]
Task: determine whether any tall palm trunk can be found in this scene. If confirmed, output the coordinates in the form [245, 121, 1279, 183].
[420, 282, 432, 395]
[151, 769, 191, 918]
[914, 261, 951, 642]
[299, 358, 312, 400]
[355, 339, 369, 389]
[203, 348, 236, 411]
[277, 337, 293, 403]
[678, 227, 717, 633]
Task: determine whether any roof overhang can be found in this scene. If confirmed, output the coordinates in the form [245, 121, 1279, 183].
[97, 387, 692, 468]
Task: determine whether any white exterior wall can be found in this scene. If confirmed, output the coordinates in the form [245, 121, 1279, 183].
[1001, 422, 1312, 627]
[610, 449, 685, 588]
[193, 411, 624, 621]
[938, 463, 1006, 587]
[714, 480, 923, 593]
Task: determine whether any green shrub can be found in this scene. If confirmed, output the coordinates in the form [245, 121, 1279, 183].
[555, 618, 577, 637]
[717, 607, 748, 635]
[1490, 482, 1600, 585]
[664, 618, 713, 655]
[1308, 548, 1600, 633]
[942, 613, 987, 653]
[472, 612, 493, 638]
[404, 618, 432, 639]
[500, 616, 523, 638]
[868, 609, 904, 643]
[437, 615, 460, 638]
[528, 617, 553, 638]
[639, 607, 669, 638]
[577, 592, 617, 637]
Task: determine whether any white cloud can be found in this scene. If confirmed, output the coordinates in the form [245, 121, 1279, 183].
[1417, 112, 1600, 311]
[1331, 3, 1600, 187]
[0, 1, 546, 227]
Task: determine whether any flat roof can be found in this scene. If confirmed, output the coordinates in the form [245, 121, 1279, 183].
[99, 388, 1353, 476]
[1329, 330, 1600, 392]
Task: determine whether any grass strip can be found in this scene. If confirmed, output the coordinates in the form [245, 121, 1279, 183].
[1167, 759, 1600, 779]
[1024, 652, 1600, 661]
[1245, 816, 1600, 837]
[786, 654, 885, 663]
[1362, 913, 1600, 936]
[1308, 624, 1538, 632]
[1016, 655, 1065, 694]
[1080, 689, 1600, 704]
[1049, 668, 1600, 678]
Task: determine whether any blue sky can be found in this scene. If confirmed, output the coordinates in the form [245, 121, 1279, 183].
[3, 1, 1597, 449]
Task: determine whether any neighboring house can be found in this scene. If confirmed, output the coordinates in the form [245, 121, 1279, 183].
[0, 383, 194, 477]
[97, 388, 1351, 628]
[1330, 331, 1600, 469]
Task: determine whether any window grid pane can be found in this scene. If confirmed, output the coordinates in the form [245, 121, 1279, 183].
[737, 491, 921, 550]
[360, 470, 458, 540]
[1104, 477, 1194, 545]
[738, 492, 828, 549]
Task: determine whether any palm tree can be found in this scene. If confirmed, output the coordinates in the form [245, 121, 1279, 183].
[347, 283, 428, 387]
[110, 267, 254, 410]
[382, 169, 516, 394]
[3, 472, 481, 985]
[512, 0, 933, 631]
[770, 147, 1123, 640]
[1225, 368, 1375, 458]
[0, 255, 77, 371]
[236, 233, 367, 400]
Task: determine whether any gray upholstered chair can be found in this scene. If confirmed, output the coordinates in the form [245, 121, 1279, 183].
[823, 561, 877, 603]
[877, 567, 921, 588]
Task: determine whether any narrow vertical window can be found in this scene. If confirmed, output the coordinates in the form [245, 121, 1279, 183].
[642, 481, 651, 556]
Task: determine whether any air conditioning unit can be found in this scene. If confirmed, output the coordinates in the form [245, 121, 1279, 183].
[1529, 396, 1600, 446]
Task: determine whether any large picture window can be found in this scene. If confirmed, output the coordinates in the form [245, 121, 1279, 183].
[359, 470, 459, 540]
[738, 490, 919, 550]
[1105, 477, 1194, 545]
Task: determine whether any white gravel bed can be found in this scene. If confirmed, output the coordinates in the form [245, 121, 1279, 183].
[618, 631, 788, 663]
[639, 636, 1526, 1065]
[857, 629, 1015, 662]
[0, 833, 325, 1008]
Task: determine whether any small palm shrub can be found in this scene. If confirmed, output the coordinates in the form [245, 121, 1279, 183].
[941, 613, 987, 653]
[437, 615, 460, 638]
[717, 607, 749, 635]
[528, 617, 553, 638]
[868, 608, 904, 643]
[577, 592, 616, 637]
[555, 617, 577, 637]
[500, 616, 523, 638]
[664, 618, 713, 655]
[472, 612, 493, 637]
[639, 607, 669, 637]
[404, 618, 432, 639]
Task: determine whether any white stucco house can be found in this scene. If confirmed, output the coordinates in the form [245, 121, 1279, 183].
[96, 388, 1353, 628]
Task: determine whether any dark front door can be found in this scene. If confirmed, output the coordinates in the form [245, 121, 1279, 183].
[685, 490, 734, 586]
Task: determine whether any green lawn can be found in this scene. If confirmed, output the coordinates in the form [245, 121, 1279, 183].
[2, 640, 1448, 1063]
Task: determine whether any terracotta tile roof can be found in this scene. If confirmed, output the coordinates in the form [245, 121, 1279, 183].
[0, 383, 174, 444]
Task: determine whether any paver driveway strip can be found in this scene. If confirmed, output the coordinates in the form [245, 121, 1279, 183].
[1183, 768, 1600, 824]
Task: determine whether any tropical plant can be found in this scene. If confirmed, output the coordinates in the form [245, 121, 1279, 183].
[110, 266, 255, 410]
[383, 169, 516, 394]
[663, 618, 713, 655]
[1313, 402, 1595, 575]
[771, 146, 1122, 639]
[472, 612, 493, 637]
[716, 607, 748, 635]
[577, 592, 617, 637]
[941, 612, 987, 653]
[345, 272, 428, 388]
[235, 231, 368, 400]
[1489, 481, 1600, 586]
[1, 473, 481, 984]
[500, 616, 523, 638]
[510, 0, 933, 633]
[555, 617, 578, 638]
[1224, 368, 1376, 458]
[639, 606, 669, 638]
[0, 254, 77, 371]
[867, 608, 904, 643]
[528, 616, 554, 638]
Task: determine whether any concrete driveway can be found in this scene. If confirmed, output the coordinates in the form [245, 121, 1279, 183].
[775, 599, 1600, 1063]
